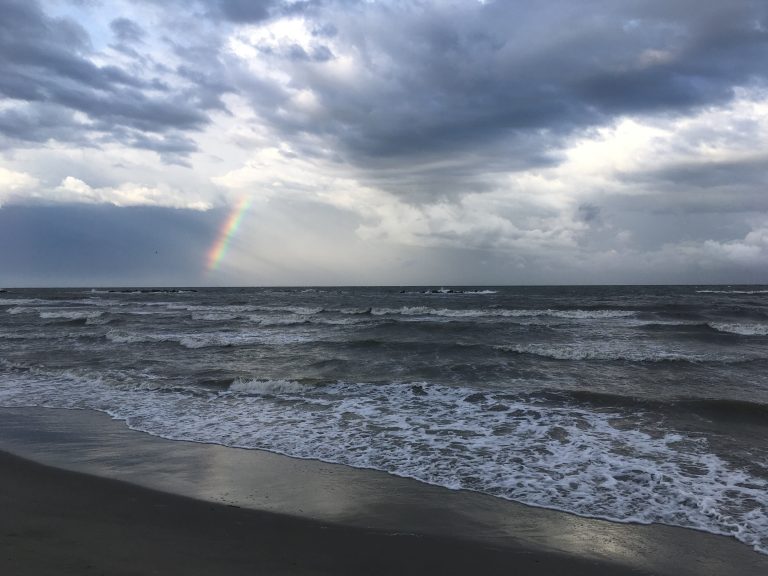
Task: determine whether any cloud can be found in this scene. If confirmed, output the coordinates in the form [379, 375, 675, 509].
[53, 176, 212, 209]
[0, 0, 225, 160]
[225, 0, 768, 200]
[1, 0, 767, 284]
[210, 84, 768, 284]
[211, 0, 277, 23]
[0, 167, 39, 206]
[0, 169, 212, 210]
[625, 218, 768, 281]
[0, 203, 220, 286]
[110, 17, 146, 43]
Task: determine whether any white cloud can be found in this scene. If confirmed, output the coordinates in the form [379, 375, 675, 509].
[53, 177, 211, 210]
[0, 167, 39, 206]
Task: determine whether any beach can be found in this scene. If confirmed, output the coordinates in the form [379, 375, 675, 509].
[2, 407, 767, 576]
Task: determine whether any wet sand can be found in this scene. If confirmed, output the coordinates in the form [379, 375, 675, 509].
[1, 449, 648, 576]
[1, 407, 766, 575]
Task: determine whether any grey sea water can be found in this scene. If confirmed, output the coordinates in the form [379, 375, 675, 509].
[0, 285, 766, 553]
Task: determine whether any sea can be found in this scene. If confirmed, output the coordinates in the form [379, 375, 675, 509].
[0, 285, 766, 554]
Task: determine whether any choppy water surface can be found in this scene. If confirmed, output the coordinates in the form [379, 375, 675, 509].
[0, 285, 766, 553]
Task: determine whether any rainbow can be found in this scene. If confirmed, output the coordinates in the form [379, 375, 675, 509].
[207, 196, 252, 271]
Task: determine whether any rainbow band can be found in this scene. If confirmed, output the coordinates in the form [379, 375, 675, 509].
[207, 196, 252, 271]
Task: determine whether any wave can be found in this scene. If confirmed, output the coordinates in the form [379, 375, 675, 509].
[708, 322, 768, 336]
[90, 288, 199, 294]
[697, 289, 768, 295]
[371, 307, 636, 320]
[0, 299, 47, 307]
[399, 288, 498, 295]
[249, 313, 375, 327]
[635, 321, 768, 337]
[191, 312, 240, 321]
[39, 310, 104, 321]
[165, 304, 325, 316]
[229, 378, 310, 395]
[248, 316, 310, 327]
[0, 374, 765, 555]
[6, 306, 31, 315]
[257, 306, 325, 315]
[0, 331, 63, 341]
[123, 302, 637, 321]
[676, 398, 768, 423]
[104, 329, 312, 348]
[557, 389, 768, 424]
[82, 301, 639, 324]
[496, 343, 714, 363]
[634, 321, 708, 331]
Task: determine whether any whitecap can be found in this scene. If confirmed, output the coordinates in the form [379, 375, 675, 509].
[708, 322, 768, 336]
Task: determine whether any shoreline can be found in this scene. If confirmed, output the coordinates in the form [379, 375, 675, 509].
[1, 407, 767, 575]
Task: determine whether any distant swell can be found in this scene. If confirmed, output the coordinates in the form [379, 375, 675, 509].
[697, 289, 768, 295]
[497, 344, 712, 363]
[40, 310, 104, 321]
[105, 330, 311, 348]
[399, 288, 498, 295]
[371, 307, 636, 320]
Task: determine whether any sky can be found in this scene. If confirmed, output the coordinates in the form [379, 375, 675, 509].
[1, 0, 767, 286]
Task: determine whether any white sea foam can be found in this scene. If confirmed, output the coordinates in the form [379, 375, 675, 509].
[93, 301, 635, 323]
[39, 310, 104, 321]
[404, 288, 498, 295]
[0, 371, 765, 555]
[496, 343, 709, 362]
[105, 329, 312, 348]
[6, 306, 31, 315]
[229, 378, 310, 394]
[0, 298, 47, 306]
[191, 312, 239, 321]
[697, 289, 768, 295]
[708, 322, 768, 336]
[276, 306, 324, 315]
[249, 315, 308, 326]
[371, 307, 635, 320]
[248, 313, 369, 327]
[1, 297, 106, 307]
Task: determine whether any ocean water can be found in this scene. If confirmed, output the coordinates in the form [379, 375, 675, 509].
[0, 285, 766, 553]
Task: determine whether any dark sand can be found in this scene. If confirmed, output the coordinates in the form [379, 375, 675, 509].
[1, 407, 767, 575]
[1, 449, 647, 576]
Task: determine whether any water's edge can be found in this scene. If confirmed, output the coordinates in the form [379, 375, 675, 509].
[1, 405, 767, 576]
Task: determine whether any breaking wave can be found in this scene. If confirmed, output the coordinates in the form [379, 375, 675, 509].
[708, 322, 768, 336]
[0, 371, 765, 555]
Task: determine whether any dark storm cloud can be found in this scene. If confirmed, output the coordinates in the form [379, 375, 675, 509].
[110, 17, 146, 43]
[0, 204, 221, 286]
[611, 156, 768, 217]
[578, 204, 602, 224]
[234, 0, 768, 197]
[0, 104, 92, 147]
[624, 157, 768, 191]
[0, 0, 224, 158]
[137, 0, 278, 23]
[211, 0, 276, 22]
